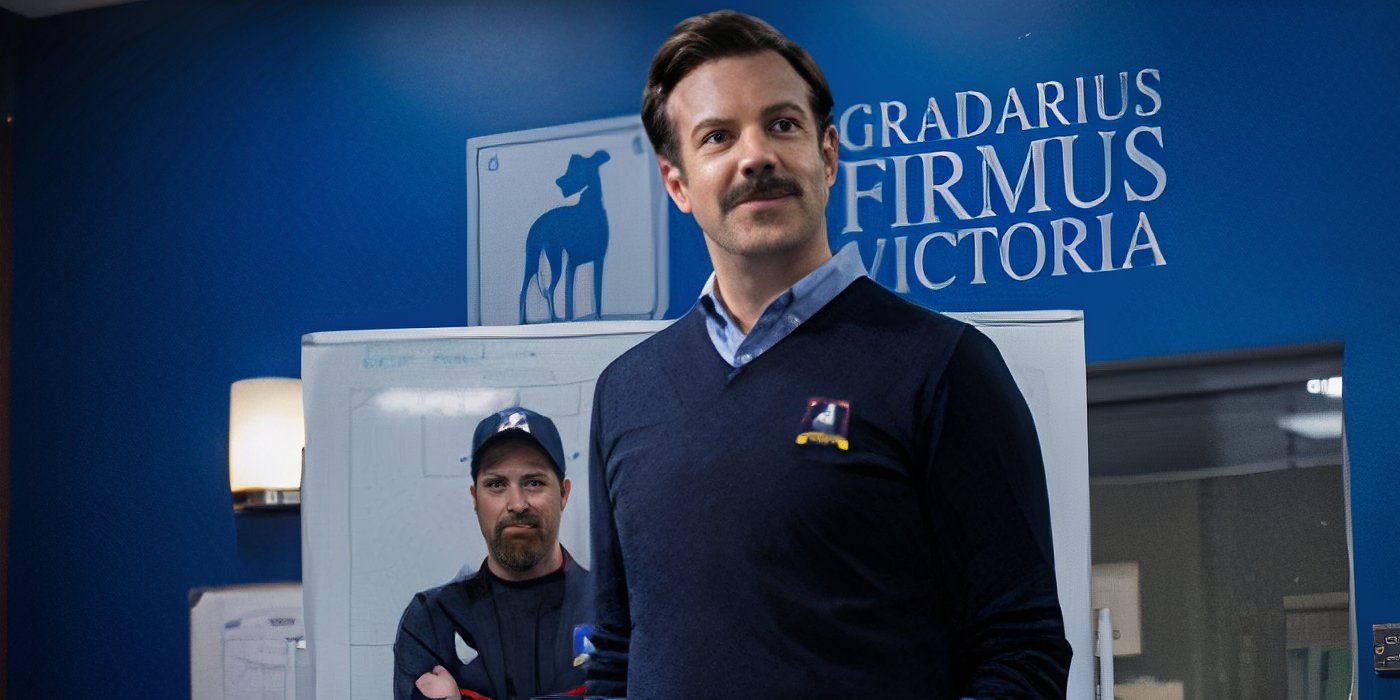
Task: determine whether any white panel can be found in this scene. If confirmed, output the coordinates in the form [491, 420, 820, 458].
[191, 582, 303, 700]
[1093, 561, 1144, 655]
[303, 315, 1092, 697]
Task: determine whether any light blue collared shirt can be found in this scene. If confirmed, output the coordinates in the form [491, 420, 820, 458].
[697, 243, 868, 370]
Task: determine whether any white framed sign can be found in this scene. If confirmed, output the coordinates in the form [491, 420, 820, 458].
[466, 116, 670, 326]
[190, 582, 304, 700]
[1092, 561, 1143, 656]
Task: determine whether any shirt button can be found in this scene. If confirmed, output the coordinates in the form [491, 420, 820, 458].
[786, 315, 800, 327]
[738, 353, 751, 363]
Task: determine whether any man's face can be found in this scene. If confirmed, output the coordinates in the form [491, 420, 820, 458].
[470, 439, 570, 574]
[659, 51, 839, 260]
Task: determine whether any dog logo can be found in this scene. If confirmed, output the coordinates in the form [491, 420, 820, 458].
[518, 150, 612, 323]
[468, 116, 669, 326]
[498, 411, 530, 433]
[796, 398, 851, 450]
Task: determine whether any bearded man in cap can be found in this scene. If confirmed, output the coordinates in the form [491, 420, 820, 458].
[394, 407, 593, 700]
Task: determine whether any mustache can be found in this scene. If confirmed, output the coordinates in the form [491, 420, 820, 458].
[720, 173, 803, 214]
[494, 512, 543, 536]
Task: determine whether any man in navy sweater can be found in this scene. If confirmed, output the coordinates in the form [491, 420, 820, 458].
[586, 10, 1072, 698]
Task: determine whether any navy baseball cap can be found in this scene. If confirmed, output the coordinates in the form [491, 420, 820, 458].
[470, 406, 567, 481]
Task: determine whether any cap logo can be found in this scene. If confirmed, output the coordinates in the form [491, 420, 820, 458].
[499, 411, 531, 433]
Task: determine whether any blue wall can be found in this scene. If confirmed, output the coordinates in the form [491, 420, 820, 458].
[10, 1, 1399, 697]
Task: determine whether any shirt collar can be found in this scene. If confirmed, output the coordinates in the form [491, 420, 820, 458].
[697, 243, 867, 372]
[699, 243, 867, 327]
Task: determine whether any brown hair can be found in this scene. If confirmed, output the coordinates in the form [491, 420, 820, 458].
[642, 10, 834, 167]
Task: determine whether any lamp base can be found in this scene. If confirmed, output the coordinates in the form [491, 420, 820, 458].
[233, 489, 301, 513]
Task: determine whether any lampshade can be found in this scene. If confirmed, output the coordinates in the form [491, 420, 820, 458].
[229, 377, 304, 512]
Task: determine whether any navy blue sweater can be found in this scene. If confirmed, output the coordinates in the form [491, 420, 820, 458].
[586, 278, 1070, 698]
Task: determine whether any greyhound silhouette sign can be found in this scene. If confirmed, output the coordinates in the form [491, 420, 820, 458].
[467, 116, 670, 325]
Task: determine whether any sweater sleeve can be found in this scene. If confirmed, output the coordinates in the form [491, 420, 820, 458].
[585, 370, 630, 697]
[924, 326, 1072, 698]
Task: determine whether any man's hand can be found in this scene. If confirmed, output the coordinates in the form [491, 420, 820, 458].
[414, 665, 460, 700]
